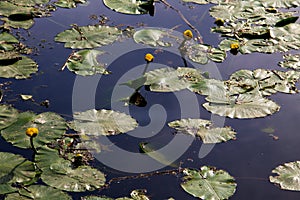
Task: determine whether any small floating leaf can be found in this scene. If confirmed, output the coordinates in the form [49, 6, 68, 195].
[133, 29, 173, 47]
[168, 118, 236, 143]
[181, 166, 237, 199]
[82, 189, 149, 199]
[72, 109, 138, 136]
[0, 152, 36, 195]
[103, 0, 153, 15]
[55, 25, 121, 49]
[270, 161, 300, 191]
[64, 50, 109, 76]
[1, 112, 67, 149]
[20, 94, 33, 101]
[203, 93, 280, 119]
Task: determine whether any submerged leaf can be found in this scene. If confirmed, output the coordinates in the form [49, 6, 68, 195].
[270, 161, 300, 191]
[181, 166, 236, 199]
[64, 50, 109, 76]
[55, 25, 121, 49]
[168, 118, 236, 143]
[72, 109, 138, 136]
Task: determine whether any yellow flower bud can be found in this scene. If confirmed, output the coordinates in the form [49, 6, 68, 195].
[26, 127, 39, 137]
[214, 18, 225, 26]
[145, 53, 154, 62]
[183, 29, 193, 40]
[230, 43, 239, 50]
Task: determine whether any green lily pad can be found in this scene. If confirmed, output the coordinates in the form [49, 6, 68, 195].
[72, 109, 138, 136]
[0, 152, 36, 195]
[189, 78, 228, 97]
[82, 189, 149, 200]
[256, 0, 300, 8]
[35, 146, 106, 192]
[55, 25, 121, 49]
[182, 0, 221, 4]
[227, 69, 300, 95]
[181, 42, 226, 64]
[133, 29, 173, 47]
[5, 0, 50, 6]
[5, 185, 72, 200]
[203, 93, 280, 119]
[64, 50, 109, 76]
[0, 54, 38, 79]
[270, 161, 300, 191]
[144, 67, 204, 92]
[1, 112, 67, 149]
[168, 118, 236, 144]
[54, 0, 87, 8]
[0, 1, 33, 17]
[0, 104, 19, 131]
[278, 54, 300, 70]
[103, 0, 153, 15]
[0, 32, 19, 51]
[181, 166, 237, 199]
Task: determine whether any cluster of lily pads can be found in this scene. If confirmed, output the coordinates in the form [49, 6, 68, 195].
[1, 0, 300, 199]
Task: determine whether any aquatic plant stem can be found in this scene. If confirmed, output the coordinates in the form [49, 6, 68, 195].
[159, 0, 203, 43]
[30, 137, 37, 153]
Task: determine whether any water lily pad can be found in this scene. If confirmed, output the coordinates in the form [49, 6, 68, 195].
[133, 29, 173, 47]
[5, 185, 72, 200]
[181, 166, 237, 199]
[181, 43, 226, 64]
[72, 109, 138, 136]
[1, 112, 67, 149]
[189, 78, 228, 97]
[227, 69, 300, 95]
[55, 25, 121, 49]
[35, 146, 106, 192]
[83, 189, 149, 200]
[5, 0, 50, 6]
[270, 161, 300, 191]
[54, 0, 87, 8]
[182, 0, 221, 4]
[0, 152, 36, 195]
[144, 67, 204, 92]
[203, 93, 280, 119]
[0, 54, 38, 79]
[278, 54, 300, 70]
[0, 32, 19, 51]
[0, 104, 19, 131]
[64, 50, 109, 76]
[103, 0, 153, 15]
[168, 118, 236, 143]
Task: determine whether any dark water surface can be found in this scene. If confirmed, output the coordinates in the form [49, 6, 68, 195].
[1, 0, 300, 199]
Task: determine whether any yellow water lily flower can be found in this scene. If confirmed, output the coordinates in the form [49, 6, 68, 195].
[214, 18, 224, 26]
[26, 127, 39, 137]
[145, 53, 154, 62]
[230, 43, 239, 50]
[183, 29, 193, 39]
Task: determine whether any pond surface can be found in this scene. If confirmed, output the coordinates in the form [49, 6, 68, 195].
[1, 0, 300, 199]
